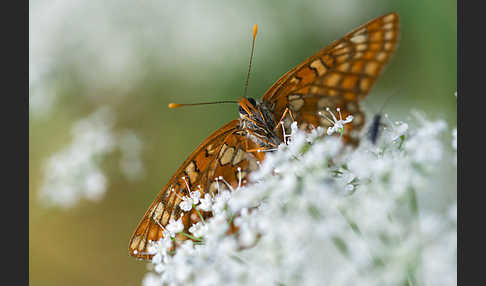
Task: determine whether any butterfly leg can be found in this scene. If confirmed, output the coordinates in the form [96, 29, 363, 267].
[273, 107, 296, 144]
[274, 107, 295, 132]
[243, 139, 276, 153]
[244, 139, 266, 153]
[246, 147, 270, 153]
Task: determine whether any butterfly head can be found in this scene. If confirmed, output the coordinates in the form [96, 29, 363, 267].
[238, 97, 257, 116]
[238, 97, 282, 148]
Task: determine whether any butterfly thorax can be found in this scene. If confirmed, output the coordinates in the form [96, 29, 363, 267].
[238, 97, 282, 149]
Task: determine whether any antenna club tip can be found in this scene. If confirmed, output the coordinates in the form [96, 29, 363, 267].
[168, 103, 181, 109]
[253, 24, 258, 37]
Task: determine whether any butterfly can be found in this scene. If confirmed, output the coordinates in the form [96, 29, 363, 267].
[129, 12, 399, 260]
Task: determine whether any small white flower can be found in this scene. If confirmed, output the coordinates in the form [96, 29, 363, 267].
[179, 196, 193, 212]
[166, 217, 184, 237]
[190, 190, 201, 205]
[239, 226, 257, 247]
[189, 221, 208, 237]
[147, 235, 173, 257]
[320, 107, 353, 135]
[345, 184, 355, 193]
[179, 190, 201, 212]
[198, 194, 213, 212]
[383, 115, 408, 142]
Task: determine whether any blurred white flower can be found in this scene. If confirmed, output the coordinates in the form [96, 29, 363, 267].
[405, 111, 447, 164]
[119, 130, 145, 181]
[83, 171, 107, 201]
[189, 221, 208, 237]
[38, 107, 144, 208]
[386, 116, 409, 142]
[39, 107, 115, 208]
[142, 273, 163, 286]
[211, 190, 232, 216]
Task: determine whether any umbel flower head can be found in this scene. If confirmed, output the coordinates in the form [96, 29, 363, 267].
[142, 112, 456, 286]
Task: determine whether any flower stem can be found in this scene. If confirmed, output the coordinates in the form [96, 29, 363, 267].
[194, 205, 205, 223]
[180, 231, 204, 242]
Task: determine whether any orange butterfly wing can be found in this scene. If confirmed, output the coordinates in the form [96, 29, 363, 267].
[262, 12, 399, 140]
[128, 120, 264, 259]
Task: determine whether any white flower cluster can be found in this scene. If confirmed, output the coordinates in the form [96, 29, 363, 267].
[39, 107, 144, 208]
[142, 113, 456, 286]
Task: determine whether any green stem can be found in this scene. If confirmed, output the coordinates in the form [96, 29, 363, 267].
[194, 204, 205, 223]
[228, 213, 236, 225]
[179, 231, 204, 242]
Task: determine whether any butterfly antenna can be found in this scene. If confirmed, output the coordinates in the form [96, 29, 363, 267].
[168, 101, 238, 109]
[377, 90, 399, 115]
[243, 24, 258, 98]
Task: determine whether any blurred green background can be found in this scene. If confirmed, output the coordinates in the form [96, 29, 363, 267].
[29, 0, 456, 285]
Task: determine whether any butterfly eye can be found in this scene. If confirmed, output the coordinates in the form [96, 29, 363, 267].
[238, 105, 247, 115]
[247, 97, 256, 106]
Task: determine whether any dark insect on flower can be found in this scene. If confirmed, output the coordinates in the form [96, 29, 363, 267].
[369, 113, 383, 145]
